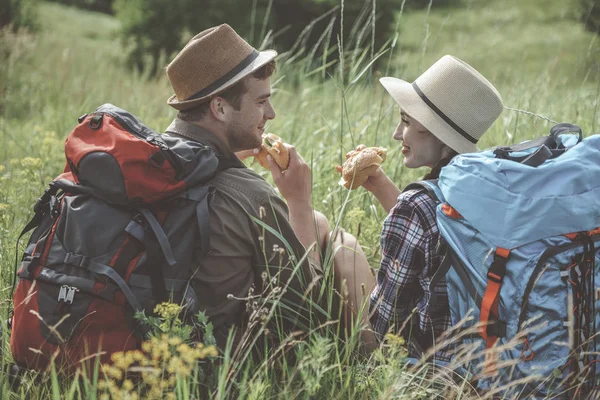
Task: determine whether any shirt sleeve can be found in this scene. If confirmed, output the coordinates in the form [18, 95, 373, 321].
[254, 195, 326, 333]
[190, 191, 257, 348]
[369, 190, 431, 341]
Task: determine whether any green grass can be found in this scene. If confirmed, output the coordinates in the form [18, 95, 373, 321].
[1, 0, 599, 398]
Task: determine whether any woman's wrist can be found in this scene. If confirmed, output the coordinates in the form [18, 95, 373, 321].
[371, 176, 400, 213]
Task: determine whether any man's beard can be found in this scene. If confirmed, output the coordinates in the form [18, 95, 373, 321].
[226, 122, 261, 152]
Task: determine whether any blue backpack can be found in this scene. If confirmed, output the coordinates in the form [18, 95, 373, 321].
[408, 124, 600, 398]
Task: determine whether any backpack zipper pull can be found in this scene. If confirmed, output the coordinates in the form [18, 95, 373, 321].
[146, 135, 185, 180]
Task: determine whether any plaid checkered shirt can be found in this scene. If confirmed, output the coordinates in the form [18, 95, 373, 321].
[370, 188, 452, 361]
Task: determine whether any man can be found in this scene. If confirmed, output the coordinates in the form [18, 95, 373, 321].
[163, 24, 333, 351]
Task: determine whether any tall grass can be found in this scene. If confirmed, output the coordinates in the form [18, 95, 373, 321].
[1, 0, 599, 398]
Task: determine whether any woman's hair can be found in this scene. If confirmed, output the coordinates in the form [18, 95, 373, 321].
[423, 147, 458, 180]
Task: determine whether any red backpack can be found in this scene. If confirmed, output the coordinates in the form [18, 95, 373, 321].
[9, 104, 227, 372]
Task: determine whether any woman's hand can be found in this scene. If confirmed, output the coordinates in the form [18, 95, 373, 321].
[361, 167, 386, 193]
[334, 164, 387, 193]
[335, 164, 400, 213]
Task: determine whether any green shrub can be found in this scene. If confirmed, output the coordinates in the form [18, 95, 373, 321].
[581, 0, 600, 32]
[270, 0, 397, 55]
[112, 0, 417, 75]
[0, 0, 38, 31]
[46, 0, 114, 14]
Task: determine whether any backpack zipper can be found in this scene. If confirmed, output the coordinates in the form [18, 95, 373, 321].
[93, 111, 185, 179]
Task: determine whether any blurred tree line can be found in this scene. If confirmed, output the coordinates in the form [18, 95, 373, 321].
[5, 0, 595, 75]
[582, 0, 600, 32]
[48, 0, 113, 13]
[0, 0, 38, 31]
[38, 0, 463, 74]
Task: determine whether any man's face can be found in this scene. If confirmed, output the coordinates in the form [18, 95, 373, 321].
[223, 77, 276, 152]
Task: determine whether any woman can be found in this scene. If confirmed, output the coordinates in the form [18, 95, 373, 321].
[248, 55, 502, 356]
[338, 55, 504, 358]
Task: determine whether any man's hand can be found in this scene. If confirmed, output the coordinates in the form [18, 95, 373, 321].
[267, 145, 318, 261]
[235, 148, 260, 161]
[267, 145, 311, 208]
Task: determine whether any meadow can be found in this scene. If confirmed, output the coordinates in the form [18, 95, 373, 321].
[0, 0, 599, 398]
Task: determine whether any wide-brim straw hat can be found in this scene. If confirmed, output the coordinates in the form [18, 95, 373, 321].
[166, 24, 277, 111]
[380, 55, 503, 153]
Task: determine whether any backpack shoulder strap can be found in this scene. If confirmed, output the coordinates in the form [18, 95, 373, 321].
[403, 179, 444, 204]
[407, 180, 483, 314]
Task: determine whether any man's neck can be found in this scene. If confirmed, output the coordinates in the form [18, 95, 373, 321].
[189, 119, 230, 151]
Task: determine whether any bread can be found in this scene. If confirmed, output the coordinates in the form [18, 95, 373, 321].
[338, 144, 387, 190]
[254, 133, 290, 170]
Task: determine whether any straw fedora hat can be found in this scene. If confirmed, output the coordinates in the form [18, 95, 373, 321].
[380, 55, 503, 153]
[166, 24, 277, 111]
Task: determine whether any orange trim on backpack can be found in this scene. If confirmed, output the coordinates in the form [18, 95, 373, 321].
[488, 272, 502, 281]
[495, 247, 510, 259]
[480, 279, 502, 341]
[520, 337, 535, 361]
[441, 203, 463, 219]
[590, 227, 600, 236]
[480, 247, 511, 375]
[564, 227, 600, 240]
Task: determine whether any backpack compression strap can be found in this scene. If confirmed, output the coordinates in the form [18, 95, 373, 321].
[480, 247, 511, 375]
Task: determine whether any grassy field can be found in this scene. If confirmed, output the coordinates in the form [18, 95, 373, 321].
[1, 0, 599, 398]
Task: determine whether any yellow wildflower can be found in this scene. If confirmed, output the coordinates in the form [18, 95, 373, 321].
[157, 340, 169, 357]
[104, 365, 123, 381]
[20, 157, 43, 168]
[122, 379, 134, 391]
[168, 336, 182, 346]
[131, 349, 145, 362]
[142, 341, 152, 353]
[176, 343, 191, 354]
[142, 372, 158, 386]
[154, 302, 181, 319]
[384, 333, 406, 347]
[201, 345, 218, 358]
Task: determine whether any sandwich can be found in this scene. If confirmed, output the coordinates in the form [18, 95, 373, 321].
[255, 133, 290, 170]
[338, 144, 387, 190]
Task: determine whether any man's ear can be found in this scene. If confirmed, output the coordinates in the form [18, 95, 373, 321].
[209, 97, 228, 122]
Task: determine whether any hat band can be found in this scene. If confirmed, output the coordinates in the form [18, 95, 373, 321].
[411, 82, 477, 144]
[186, 50, 260, 101]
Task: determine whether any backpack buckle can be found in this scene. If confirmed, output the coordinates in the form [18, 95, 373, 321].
[49, 195, 61, 219]
[33, 182, 60, 215]
[487, 248, 511, 283]
[58, 285, 79, 305]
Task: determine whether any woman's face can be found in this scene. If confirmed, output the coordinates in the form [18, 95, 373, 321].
[393, 111, 445, 168]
